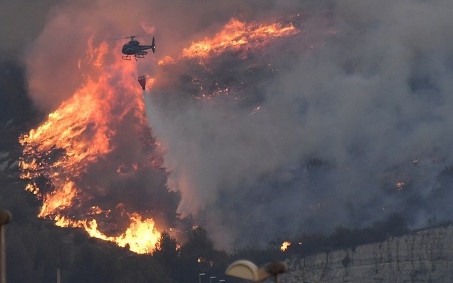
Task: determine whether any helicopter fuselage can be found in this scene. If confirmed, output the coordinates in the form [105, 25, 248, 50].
[121, 37, 156, 60]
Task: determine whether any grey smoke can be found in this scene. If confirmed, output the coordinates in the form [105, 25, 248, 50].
[145, 0, 453, 249]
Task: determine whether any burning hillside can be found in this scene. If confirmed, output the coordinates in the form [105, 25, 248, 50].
[181, 17, 300, 59]
[19, 14, 304, 253]
[18, 0, 453, 252]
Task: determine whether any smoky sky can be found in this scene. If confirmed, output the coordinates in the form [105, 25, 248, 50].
[12, 0, 453, 250]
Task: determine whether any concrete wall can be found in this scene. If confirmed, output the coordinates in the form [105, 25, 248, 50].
[281, 225, 453, 283]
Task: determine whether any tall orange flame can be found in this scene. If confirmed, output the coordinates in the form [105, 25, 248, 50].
[19, 37, 161, 254]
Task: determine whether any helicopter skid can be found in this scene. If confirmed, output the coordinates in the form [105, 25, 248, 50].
[122, 54, 146, 60]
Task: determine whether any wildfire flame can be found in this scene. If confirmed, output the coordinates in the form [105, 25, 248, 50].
[158, 17, 300, 66]
[182, 18, 299, 59]
[157, 16, 301, 102]
[280, 241, 291, 251]
[55, 212, 159, 254]
[19, 15, 302, 254]
[19, 37, 161, 254]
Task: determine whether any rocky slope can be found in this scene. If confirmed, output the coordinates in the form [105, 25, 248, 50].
[282, 225, 453, 283]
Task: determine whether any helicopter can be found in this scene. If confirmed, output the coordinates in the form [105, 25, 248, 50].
[121, 36, 156, 60]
